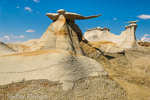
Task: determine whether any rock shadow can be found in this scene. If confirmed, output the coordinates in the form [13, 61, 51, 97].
[104, 55, 116, 60]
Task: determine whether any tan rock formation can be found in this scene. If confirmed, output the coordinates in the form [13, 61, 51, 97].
[6, 39, 38, 52]
[0, 49, 107, 91]
[6, 9, 104, 57]
[84, 20, 139, 49]
[27, 9, 102, 56]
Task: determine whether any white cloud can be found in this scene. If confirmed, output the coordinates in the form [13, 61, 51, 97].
[33, 0, 40, 2]
[12, 35, 25, 38]
[37, 11, 39, 13]
[4, 35, 10, 40]
[26, 29, 35, 32]
[24, 7, 32, 12]
[19, 35, 25, 38]
[114, 18, 117, 20]
[0, 35, 27, 43]
[137, 14, 150, 19]
[17, 6, 19, 9]
[12, 36, 18, 38]
[141, 34, 150, 42]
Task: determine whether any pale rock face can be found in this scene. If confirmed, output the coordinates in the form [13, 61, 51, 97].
[84, 21, 139, 49]
[88, 41, 125, 53]
[0, 49, 108, 91]
[0, 42, 16, 55]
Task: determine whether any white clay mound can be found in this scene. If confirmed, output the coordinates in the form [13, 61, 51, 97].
[0, 49, 108, 91]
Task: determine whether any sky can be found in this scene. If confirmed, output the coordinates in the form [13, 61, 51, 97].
[0, 0, 150, 43]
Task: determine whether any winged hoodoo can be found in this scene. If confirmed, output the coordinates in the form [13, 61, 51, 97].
[29, 9, 102, 55]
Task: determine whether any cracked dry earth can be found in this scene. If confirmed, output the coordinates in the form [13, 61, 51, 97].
[0, 46, 150, 100]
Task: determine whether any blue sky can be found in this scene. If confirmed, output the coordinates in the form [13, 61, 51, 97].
[0, 0, 150, 43]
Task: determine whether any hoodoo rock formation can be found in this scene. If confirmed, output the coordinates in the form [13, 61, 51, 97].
[84, 20, 139, 49]
[28, 9, 102, 56]
[6, 10, 104, 56]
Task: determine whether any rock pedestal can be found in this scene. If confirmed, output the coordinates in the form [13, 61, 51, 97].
[29, 9, 102, 55]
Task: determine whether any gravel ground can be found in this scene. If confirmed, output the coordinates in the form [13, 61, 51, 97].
[0, 76, 127, 100]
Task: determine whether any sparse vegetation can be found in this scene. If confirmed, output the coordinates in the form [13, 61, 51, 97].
[138, 42, 150, 47]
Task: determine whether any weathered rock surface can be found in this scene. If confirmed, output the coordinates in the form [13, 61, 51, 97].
[84, 21, 139, 49]
[88, 41, 125, 53]
[46, 9, 102, 21]
[0, 49, 107, 91]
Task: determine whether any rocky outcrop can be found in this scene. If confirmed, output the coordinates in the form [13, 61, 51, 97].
[84, 21, 139, 49]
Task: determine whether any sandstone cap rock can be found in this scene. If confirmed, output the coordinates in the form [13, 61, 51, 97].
[46, 9, 102, 21]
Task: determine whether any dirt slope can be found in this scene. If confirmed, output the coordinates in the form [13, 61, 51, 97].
[99, 46, 150, 100]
